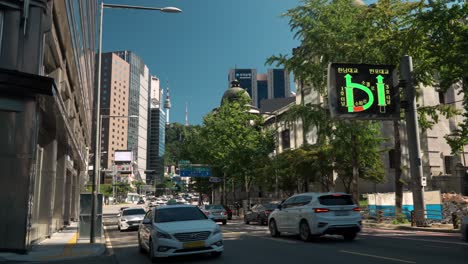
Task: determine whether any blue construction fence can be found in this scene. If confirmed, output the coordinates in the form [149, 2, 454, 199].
[367, 204, 443, 220]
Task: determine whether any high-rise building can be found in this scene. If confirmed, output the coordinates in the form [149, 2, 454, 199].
[100, 53, 130, 171]
[228, 68, 291, 107]
[147, 76, 166, 185]
[228, 69, 258, 106]
[257, 73, 269, 107]
[115, 51, 150, 182]
[268, 69, 291, 99]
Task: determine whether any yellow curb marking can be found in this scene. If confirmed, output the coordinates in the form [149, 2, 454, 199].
[63, 232, 78, 257]
[340, 250, 416, 263]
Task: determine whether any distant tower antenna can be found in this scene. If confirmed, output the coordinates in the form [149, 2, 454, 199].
[185, 102, 189, 126]
[163, 81, 172, 125]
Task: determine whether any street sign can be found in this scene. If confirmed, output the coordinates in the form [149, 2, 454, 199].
[328, 63, 399, 120]
[179, 164, 212, 177]
[209, 177, 221, 183]
[178, 160, 191, 165]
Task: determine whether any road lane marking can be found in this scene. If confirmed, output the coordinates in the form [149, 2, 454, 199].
[103, 225, 115, 256]
[360, 233, 468, 246]
[340, 250, 416, 263]
[63, 233, 78, 256]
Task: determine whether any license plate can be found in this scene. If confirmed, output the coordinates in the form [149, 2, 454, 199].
[183, 241, 205, 249]
[335, 211, 349, 216]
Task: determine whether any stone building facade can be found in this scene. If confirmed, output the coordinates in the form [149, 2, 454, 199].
[0, 0, 96, 252]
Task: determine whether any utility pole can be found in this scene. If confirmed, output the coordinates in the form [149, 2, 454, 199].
[401, 55, 426, 227]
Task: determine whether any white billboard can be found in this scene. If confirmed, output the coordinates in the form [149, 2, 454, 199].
[115, 151, 132, 162]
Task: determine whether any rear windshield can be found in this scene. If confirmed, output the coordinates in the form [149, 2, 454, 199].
[318, 195, 354, 205]
[154, 207, 207, 223]
[263, 204, 279, 210]
[122, 209, 146, 216]
[205, 205, 224, 210]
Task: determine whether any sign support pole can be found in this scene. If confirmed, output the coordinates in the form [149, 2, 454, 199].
[401, 55, 426, 227]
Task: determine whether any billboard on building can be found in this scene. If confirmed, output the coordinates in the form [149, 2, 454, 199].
[115, 151, 132, 162]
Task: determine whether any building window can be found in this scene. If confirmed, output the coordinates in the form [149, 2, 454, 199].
[444, 156, 453, 175]
[388, 149, 395, 169]
[438, 91, 445, 105]
[281, 129, 290, 150]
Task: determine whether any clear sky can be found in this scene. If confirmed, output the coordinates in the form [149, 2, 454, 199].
[102, 0, 301, 125]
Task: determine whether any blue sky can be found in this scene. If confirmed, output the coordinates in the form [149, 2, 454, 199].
[102, 0, 301, 125]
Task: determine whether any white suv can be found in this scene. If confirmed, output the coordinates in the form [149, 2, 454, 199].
[268, 192, 362, 241]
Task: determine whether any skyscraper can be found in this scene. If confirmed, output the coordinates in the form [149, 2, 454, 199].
[114, 51, 150, 182]
[228, 68, 291, 107]
[268, 69, 291, 99]
[228, 69, 258, 106]
[100, 53, 130, 171]
[147, 77, 166, 186]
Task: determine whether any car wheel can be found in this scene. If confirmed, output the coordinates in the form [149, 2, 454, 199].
[244, 217, 250, 225]
[222, 220, 227, 225]
[299, 221, 312, 242]
[269, 219, 280, 237]
[211, 251, 223, 258]
[343, 232, 357, 241]
[138, 234, 145, 253]
[149, 239, 157, 263]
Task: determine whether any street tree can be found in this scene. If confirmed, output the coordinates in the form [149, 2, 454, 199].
[201, 94, 274, 205]
[267, 0, 463, 217]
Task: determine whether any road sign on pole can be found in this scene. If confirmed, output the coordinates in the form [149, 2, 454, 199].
[328, 63, 399, 120]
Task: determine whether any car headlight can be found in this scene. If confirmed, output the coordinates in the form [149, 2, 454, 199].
[156, 231, 172, 239]
[213, 228, 222, 235]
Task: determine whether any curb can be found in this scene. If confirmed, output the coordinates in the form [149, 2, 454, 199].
[363, 223, 461, 234]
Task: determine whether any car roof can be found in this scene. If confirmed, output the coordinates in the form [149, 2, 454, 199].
[291, 192, 349, 197]
[122, 207, 146, 211]
[154, 204, 197, 210]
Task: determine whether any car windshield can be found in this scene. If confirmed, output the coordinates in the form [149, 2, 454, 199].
[154, 207, 207, 223]
[122, 209, 146, 216]
[205, 205, 224, 210]
[263, 204, 279, 210]
[318, 195, 354, 205]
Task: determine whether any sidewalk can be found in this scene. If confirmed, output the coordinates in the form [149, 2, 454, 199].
[0, 222, 106, 263]
[363, 221, 461, 234]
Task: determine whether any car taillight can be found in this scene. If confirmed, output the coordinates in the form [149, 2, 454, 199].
[265, 210, 272, 214]
[314, 208, 330, 213]
[353, 207, 361, 212]
[222, 212, 227, 215]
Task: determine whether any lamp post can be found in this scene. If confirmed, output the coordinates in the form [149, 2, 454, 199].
[90, 2, 182, 244]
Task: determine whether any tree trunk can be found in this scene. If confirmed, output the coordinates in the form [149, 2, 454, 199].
[351, 134, 359, 204]
[394, 120, 403, 217]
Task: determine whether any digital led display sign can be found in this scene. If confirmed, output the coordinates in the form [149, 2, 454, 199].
[328, 63, 399, 120]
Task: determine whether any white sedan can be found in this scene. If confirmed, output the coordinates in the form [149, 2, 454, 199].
[138, 204, 223, 261]
[462, 216, 468, 242]
[118, 208, 146, 231]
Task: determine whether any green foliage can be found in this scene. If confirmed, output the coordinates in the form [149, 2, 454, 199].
[392, 213, 410, 224]
[100, 184, 113, 197]
[332, 121, 386, 192]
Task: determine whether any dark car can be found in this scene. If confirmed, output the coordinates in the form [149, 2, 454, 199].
[244, 203, 279, 225]
[222, 205, 233, 220]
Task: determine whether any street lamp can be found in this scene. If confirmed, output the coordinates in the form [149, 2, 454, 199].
[90, 2, 182, 244]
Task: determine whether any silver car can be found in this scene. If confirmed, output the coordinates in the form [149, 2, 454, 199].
[462, 216, 468, 242]
[118, 207, 146, 231]
[202, 205, 228, 225]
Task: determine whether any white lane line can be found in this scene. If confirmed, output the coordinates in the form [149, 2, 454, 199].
[360, 233, 468, 246]
[340, 250, 416, 263]
[424, 245, 451, 249]
[103, 225, 114, 256]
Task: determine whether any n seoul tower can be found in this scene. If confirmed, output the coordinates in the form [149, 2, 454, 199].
[164, 84, 172, 125]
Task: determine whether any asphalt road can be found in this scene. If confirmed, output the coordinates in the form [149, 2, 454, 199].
[31, 210, 468, 264]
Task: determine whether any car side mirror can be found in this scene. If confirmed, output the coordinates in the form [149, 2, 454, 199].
[277, 204, 282, 210]
[142, 219, 151, 225]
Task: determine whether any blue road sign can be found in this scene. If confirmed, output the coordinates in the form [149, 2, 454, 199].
[179, 165, 212, 177]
